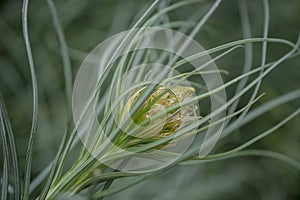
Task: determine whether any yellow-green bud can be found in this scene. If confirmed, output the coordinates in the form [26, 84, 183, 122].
[123, 85, 198, 138]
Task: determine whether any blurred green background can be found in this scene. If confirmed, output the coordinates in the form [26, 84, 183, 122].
[0, 0, 299, 199]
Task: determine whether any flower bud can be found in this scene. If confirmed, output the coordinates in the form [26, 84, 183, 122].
[123, 85, 198, 138]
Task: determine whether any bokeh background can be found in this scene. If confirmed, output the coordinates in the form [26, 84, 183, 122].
[0, 0, 299, 199]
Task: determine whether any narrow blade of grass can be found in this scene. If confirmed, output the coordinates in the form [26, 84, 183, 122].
[38, 0, 74, 199]
[21, 0, 39, 199]
[238, 0, 270, 119]
[181, 150, 300, 171]
[0, 111, 9, 200]
[0, 94, 20, 200]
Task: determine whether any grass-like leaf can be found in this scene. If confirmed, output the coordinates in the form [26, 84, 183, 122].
[181, 149, 300, 170]
[21, 0, 39, 199]
[0, 108, 9, 200]
[0, 95, 20, 200]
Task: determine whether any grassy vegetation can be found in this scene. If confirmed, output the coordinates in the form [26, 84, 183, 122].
[0, 0, 299, 199]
